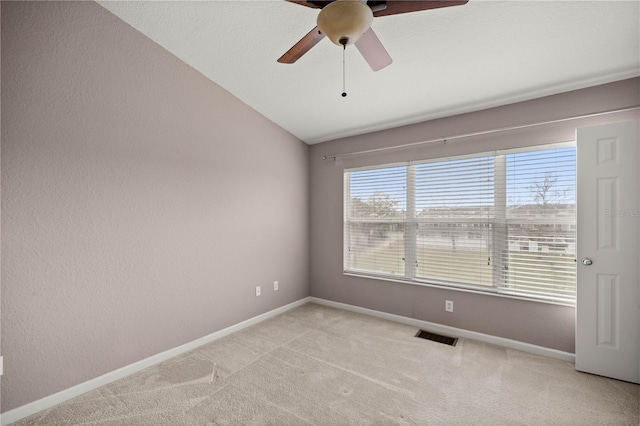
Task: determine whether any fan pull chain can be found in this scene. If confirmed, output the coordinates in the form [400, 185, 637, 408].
[341, 44, 347, 97]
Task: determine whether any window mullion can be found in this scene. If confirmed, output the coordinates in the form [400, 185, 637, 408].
[343, 173, 351, 272]
[405, 165, 416, 279]
[493, 155, 507, 289]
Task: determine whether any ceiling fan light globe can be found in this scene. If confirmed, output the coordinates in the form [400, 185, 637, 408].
[316, 0, 373, 46]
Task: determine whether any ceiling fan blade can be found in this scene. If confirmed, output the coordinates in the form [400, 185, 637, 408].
[355, 28, 392, 71]
[370, 1, 468, 17]
[278, 26, 326, 64]
[284, 0, 331, 9]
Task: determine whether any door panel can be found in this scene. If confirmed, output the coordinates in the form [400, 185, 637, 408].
[576, 120, 639, 383]
[595, 273, 617, 347]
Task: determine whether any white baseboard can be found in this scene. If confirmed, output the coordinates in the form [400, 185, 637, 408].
[0, 297, 311, 426]
[309, 297, 576, 363]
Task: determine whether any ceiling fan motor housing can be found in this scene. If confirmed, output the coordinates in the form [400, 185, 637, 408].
[317, 0, 373, 46]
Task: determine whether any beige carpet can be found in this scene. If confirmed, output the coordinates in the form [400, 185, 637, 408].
[14, 303, 640, 425]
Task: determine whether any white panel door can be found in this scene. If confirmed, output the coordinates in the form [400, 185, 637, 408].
[576, 120, 639, 383]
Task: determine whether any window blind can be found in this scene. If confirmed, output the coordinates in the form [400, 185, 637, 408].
[344, 166, 406, 277]
[344, 143, 577, 304]
[499, 146, 577, 300]
[414, 156, 495, 287]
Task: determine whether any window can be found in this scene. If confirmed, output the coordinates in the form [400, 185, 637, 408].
[344, 143, 576, 304]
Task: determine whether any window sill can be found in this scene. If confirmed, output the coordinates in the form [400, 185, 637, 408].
[343, 271, 576, 308]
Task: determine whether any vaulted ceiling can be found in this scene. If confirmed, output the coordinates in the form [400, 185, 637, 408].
[98, 0, 640, 144]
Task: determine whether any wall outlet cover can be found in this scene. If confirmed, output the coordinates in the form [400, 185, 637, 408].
[445, 300, 454, 312]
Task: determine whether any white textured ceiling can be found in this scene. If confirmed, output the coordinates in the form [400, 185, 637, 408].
[98, 1, 640, 144]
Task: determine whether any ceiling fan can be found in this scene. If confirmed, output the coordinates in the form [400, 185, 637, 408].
[278, 0, 469, 72]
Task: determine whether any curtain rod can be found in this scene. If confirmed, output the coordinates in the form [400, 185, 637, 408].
[322, 106, 640, 161]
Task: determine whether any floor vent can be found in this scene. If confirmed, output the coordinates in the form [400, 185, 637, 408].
[415, 330, 458, 346]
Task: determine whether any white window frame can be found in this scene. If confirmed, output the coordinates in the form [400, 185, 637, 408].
[343, 142, 577, 305]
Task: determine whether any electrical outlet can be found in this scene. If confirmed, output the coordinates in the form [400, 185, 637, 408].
[0, 356, 3, 376]
[445, 300, 453, 312]
[256, 286, 261, 297]
[273, 281, 279, 291]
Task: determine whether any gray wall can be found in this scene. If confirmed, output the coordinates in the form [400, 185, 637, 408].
[1, 2, 309, 412]
[309, 78, 640, 354]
